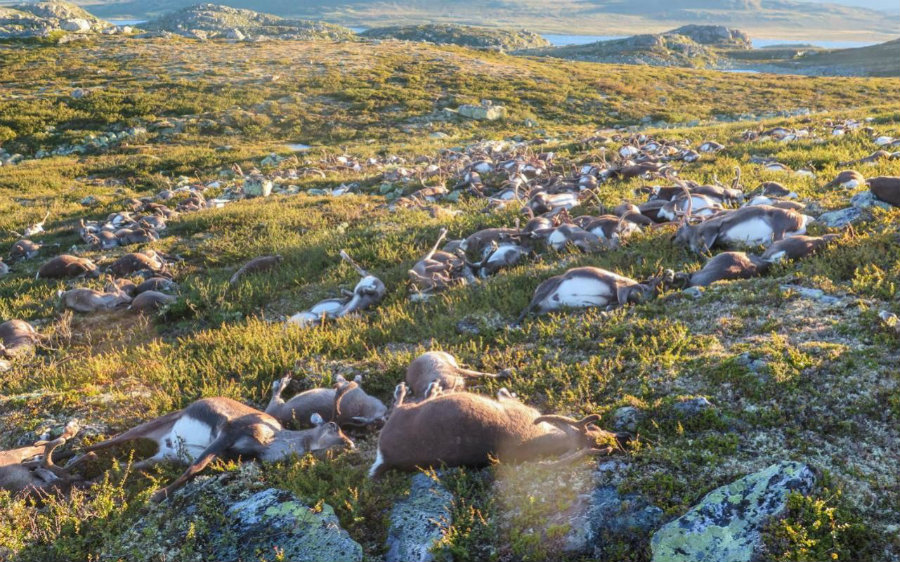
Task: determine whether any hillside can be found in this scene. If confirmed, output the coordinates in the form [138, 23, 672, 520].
[17, 0, 897, 41]
[0, 0, 112, 38]
[519, 33, 723, 68]
[1, 34, 900, 562]
[360, 23, 549, 50]
[143, 2, 355, 40]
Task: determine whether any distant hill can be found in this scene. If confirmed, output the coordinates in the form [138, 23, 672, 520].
[763, 38, 900, 76]
[13, 0, 896, 41]
[360, 24, 549, 50]
[0, 0, 113, 38]
[519, 33, 719, 68]
[144, 3, 354, 40]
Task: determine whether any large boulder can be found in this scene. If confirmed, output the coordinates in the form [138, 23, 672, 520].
[650, 461, 816, 562]
[385, 473, 453, 562]
[101, 464, 363, 562]
[666, 25, 752, 49]
[457, 102, 507, 121]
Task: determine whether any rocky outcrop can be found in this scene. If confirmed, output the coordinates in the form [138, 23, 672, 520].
[519, 33, 721, 68]
[145, 4, 354, 41]
[651, 461, 816, 562]
[0, 1, 113, 39]
[101, 464, 363, 562]
[666, 25, 752, 49]
[361, 24, 549, 51]
[385, 473, 453, 562]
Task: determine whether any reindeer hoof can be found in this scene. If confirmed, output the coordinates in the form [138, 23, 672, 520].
[149, 489, 168, 503]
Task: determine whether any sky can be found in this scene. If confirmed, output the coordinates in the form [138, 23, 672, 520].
[801, 0, 900, 10]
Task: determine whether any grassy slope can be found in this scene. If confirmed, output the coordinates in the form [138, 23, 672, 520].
[0, 36, 899, 561]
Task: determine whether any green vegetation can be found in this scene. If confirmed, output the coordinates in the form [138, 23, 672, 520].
[0, 33, 899, 561]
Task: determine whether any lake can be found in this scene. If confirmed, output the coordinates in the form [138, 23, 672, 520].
[106, 19, 147, 26]
[543, 34, 877, 49]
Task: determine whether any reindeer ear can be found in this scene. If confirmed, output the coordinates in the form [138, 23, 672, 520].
[310, 413, 324, 426]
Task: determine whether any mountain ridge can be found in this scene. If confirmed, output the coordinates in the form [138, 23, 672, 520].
[9, 0, 896, 41]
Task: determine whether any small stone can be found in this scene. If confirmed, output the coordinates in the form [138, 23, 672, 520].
[613, 406, 644, 432]
[682, 286, 704, 299]
[673, 397, 714, 417]
[851, 190, 892, 210]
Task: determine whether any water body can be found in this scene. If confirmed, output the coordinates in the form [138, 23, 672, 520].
[543, 34, 876, 50]
[106, 19, 147, 26]
[543, 34, 625, 46]
[751, 38, 876, 49]
[285, 143, 311, 152]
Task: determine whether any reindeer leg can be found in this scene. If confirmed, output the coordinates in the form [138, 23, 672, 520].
[150, 434, 235, 503]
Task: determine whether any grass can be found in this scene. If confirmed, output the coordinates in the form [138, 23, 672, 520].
[0, 34, 899, 561]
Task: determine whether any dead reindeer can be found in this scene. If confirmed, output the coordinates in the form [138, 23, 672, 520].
[229, 255, 283, 285]
[266, 373, 387, 429]
[519, 267, 661, 322]
[542, 224, 607, 253]
[369, 387, 625, 478]
[675, 252, 769, 288]
[130, 291, 177, 313]
[36, 255, 100, 280]
[673, 205, 813, 254]
[135, 277, 179, 295]
[0, 421, 91, 495]
[8, 239, 42, 262]
[84, 397, 355, 503]
[335, 250, 387, 316]
[408, 228, 473, 293]
[613, 203, 655, 227]
[0, 319, 41, 358]
[867, 176, 900, 207]
[523, 191, 580, 216]
[824, 170, 866, 190]
[743, 196, 806, 212]
[459, 228, 522, 260]
[754, 182, 797, 199]
[761, 234, 840, 263]
[115, 226, 159, 246]
[85, 231, 120, 250]
[657, 193, 724, 222]
[286, 251, 386, 327]
[22, 211, 50, 238]
[462, 240, 530, 278]
[59, 287, 132, 313]
[405, 351, 505, 397]
[108, 251, 168, 278]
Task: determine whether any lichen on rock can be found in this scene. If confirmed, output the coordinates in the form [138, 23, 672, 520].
[650, 461, 816, 562]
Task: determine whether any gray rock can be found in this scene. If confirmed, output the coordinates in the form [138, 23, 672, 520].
[673, 396, 714, 416]
[385, 473, 453, 562]
[780, 284, 842, 305]
[650, 461, 816, 562]
[101, 464, 362, 562]
[565, 485, 664, 557]
[817, 206, 864, 227]
[61, 18, 90, 32]
[851, 190, 893, 210]
[458, 103, 507, 121]
[613, 406, 644, 432]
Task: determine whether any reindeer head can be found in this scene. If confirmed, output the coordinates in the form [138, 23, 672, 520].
[307, 413, 354, 452]
[534, 414, 627, 458]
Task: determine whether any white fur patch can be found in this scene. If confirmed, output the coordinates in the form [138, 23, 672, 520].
[368, 448, 384, 478]
[155, 416, 215, 462]
[539, 277, 612, 312]
[722, 218, 775, 246]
